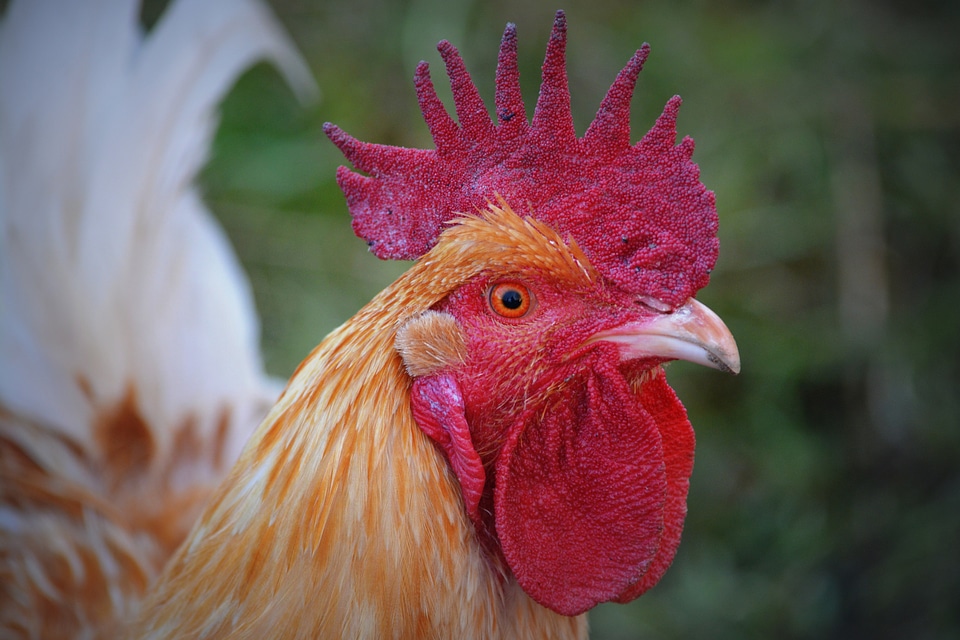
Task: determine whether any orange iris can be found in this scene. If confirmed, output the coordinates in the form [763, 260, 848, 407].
[489, 282, 533, 319]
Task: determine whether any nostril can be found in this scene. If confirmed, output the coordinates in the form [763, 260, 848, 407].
[637, 295, 672, 313]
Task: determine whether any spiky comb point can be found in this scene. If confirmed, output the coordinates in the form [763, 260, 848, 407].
[324, 10, 718, 307]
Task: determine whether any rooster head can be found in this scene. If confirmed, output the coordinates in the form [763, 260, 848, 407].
[326, 10, 739, 617]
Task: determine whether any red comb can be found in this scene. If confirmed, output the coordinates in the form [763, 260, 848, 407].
[324, 10, 718, 306]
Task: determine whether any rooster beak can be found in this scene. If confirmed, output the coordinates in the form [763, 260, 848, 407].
[589, 298, 741, 374]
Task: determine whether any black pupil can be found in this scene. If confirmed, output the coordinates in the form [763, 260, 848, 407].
[500, 288, 523, 310]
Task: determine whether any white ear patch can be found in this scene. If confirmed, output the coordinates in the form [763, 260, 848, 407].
[395, 311, 467, 378]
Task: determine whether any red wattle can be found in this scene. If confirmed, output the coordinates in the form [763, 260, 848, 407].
[615, 372, 695, 602]
[494, 356, 674, 616]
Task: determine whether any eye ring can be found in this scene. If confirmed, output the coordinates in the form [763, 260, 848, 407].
[488, 282, 534, 319]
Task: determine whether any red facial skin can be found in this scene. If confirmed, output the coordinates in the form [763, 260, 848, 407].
[412, 270, 695, 616]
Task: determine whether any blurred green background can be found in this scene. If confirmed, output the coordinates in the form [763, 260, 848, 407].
[178, 0, 958, 637]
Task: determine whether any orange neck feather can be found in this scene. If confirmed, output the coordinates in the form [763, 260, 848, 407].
[128, 204, 587, 639]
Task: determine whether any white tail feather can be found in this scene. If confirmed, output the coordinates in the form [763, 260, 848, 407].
[0, 0, 312, 465]
[0, 0, 314, 633]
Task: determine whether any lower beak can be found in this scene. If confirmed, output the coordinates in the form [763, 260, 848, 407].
[589, 298, 741, 374]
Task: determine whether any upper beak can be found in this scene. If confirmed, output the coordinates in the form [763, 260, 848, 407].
[588, 298, 741, 374]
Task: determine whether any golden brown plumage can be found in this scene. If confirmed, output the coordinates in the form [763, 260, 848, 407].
[129, 205, 593, 639]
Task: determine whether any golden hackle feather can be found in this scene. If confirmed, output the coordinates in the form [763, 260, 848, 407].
[130, 203, 591, 639]
[0, 0, 312, 636]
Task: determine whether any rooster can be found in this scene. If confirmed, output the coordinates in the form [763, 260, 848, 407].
[1, 2, 739, 639]
[130, 10, 739, 639]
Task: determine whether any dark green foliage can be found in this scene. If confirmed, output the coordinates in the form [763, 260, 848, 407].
[201, 0, 960, 637]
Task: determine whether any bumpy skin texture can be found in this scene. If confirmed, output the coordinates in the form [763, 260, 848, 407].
[327, 10, 718, 618]
[494, 350, 670, 615]
[325, 11, 718, 309]
[410, 373, 486, 522]
[421, 266, 696, 616]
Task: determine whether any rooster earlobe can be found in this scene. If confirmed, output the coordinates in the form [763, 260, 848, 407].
[409, 373, 485, 524]
[395, 311, 467, 378]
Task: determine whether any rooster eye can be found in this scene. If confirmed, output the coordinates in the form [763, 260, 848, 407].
[488, 282, 534, 319]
